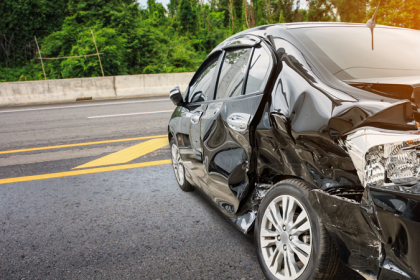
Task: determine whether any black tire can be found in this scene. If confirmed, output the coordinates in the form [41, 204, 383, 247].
[170, 138, 194, 192]
[255, 179, 341, 280]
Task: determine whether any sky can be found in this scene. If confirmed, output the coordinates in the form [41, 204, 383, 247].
[137, 0, 308, 10]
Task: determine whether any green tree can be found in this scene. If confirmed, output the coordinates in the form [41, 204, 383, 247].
[279, 0, 297, 22]
[2, 0, 419, 83]
[233, 0, 243, 23]
[331, 0, 368, 22]
[0, 0, 68, 68]
[307, 0, 336, 21]
[59, 28, 127, 78]
[367, 0, 420, 30]
[168, 0, 181, 17]
[218, 0, 231, 28]
[178, 0, 198, 34]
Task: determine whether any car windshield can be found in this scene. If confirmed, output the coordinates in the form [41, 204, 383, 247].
[290, 26, 420, 80]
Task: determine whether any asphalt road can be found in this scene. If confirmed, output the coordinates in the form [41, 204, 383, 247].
[0, 97, 364, 279]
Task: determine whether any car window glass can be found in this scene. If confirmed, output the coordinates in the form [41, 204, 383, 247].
[245, 47, 270, 94]
[189, 55, 219, 102]
[290, 27, 420, 80]
[215, 48, 252, 100]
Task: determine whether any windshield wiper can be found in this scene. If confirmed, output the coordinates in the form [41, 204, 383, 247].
[366, 0, 381, 50]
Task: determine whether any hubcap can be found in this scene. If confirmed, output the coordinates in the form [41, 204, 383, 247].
[260, 195, 312, 280]
[171, 144, 184, 185]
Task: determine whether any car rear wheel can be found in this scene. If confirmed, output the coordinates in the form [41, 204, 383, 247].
[255, 179, 341, 280]
[170, 138, 194, 192]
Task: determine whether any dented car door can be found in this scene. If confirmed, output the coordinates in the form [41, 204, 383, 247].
[201, 38, 277, 214]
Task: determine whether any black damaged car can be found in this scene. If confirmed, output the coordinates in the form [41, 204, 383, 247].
[167, 22, 420, 280]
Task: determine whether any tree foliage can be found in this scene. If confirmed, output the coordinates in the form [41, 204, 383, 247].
[367, 0, 420, 30]
[0, 0, 418, 82]
[0, 0, 68, 68]
[331, 0, 368, 22]
[308, 0, 336, 21]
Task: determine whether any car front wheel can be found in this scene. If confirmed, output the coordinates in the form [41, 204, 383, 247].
[255, 179, 341, 280]
[170, 138, 194, 192]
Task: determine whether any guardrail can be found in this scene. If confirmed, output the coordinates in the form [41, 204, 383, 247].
[0, 72, 195, 106]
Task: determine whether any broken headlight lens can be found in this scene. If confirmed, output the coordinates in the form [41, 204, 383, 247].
[345, 129, 420, 187]
[366, 141, 420, 186]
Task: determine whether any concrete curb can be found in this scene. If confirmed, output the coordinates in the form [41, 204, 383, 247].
[0, 72, 194, 107]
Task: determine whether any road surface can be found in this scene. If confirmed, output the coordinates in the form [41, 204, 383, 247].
[0, 97, 363, 279]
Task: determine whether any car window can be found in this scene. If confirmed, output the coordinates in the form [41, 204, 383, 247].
[290, 26, 420, 80]
[189, 55, 219, 103]
[215, 48, 252, 100]
[245, 46, 270, 94]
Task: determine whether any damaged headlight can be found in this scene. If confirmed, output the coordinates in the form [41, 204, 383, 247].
[366, 141, 420, 185]
[345, 129, 420, 187]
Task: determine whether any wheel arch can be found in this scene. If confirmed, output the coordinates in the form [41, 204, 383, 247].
[270, 174, 316, 189]
[254, 178, 343, 280]
[253, 176, 342, 253]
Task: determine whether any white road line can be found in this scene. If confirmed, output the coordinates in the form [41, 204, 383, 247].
[88, 110, 173, 119]
[0, 99, 170, 114]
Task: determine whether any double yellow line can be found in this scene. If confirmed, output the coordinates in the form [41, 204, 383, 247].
[0, 135, 171, 185]
[0, 135, 167, 155]
[0, 160, 171, 185]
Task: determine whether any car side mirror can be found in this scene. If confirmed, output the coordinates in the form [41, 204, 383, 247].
[190, 91, 206, 103]
[169, 86, 184, 106]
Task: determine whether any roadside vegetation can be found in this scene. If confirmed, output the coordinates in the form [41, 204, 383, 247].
[0, 0, 418, 82]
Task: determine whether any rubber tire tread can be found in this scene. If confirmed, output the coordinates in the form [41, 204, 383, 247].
[282, 179, 342, 280]
[257, 178, 342, 280]
[281, 179, 341, 280]
[170, 138, 194, 192]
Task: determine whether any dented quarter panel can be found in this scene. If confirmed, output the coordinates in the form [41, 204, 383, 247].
[256, 35, 362, 191]
[309, 189, 382, 279]
[370, 187, 420, 280]
[249, 26, 420, 279]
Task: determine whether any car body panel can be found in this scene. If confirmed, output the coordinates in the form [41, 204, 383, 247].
[168, 23, 420, 280]
[200, 94, 263, 213]
[308, 189, 382, 279]
[371, 187, 420, 280]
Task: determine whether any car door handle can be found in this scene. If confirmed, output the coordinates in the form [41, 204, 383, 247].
[190, 111, 203, 124]
[227, 113, 251, 132]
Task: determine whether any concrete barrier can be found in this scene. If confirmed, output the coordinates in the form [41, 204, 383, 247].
[0, 72, 195, 106]
[115, 72, 194, 97]
[0, 77, 115, 106]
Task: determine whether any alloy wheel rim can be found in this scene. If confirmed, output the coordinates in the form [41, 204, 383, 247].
[171, 144, 184, 185]
[260, 195, 312, 280]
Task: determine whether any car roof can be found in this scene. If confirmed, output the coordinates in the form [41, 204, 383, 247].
[275, 22, 412, 31]
[213, 22, 411, 53]
[284, 22, 366, 28]
[208, 21, 415, 69]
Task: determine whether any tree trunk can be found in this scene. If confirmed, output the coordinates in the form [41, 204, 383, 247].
[229, 0, 235, 32]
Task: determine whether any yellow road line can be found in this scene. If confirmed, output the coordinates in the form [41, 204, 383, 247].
[75, 138, 169, 169]
[0, 135, 167, 155]
[0, 159, 171, 185]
